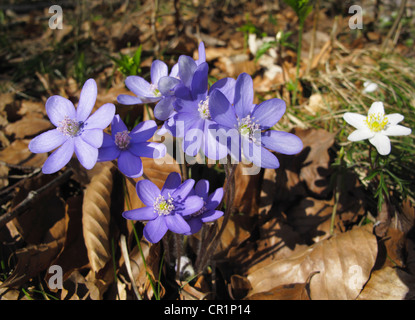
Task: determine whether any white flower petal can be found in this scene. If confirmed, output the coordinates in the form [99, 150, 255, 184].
[343, 112, 367, 130]
[363, 82, 378, 93]
[383, 124, 411, 136]
[369, 134, 391, 155]
[385, 113, 404, 126]
[368, 101, 385, 116]
[347, 129, 374, 141]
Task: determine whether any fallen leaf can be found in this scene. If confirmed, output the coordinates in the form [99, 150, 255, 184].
[0, 239, 64, 289]
[357, 267, 415, 300]
[5, 116, 53, 139]
[245, 282, 311, 300]
[246, 224, 378, 300]
[82, 162, 115, 274]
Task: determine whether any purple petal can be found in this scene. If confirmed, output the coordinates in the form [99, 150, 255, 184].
[130, 120, 158, 143]
[161, 172, 182, 197]
[83, 103, 116, 130]
[195, 179, 209, 199]
[102, 132, 115, 148]
[200, 210, 224, 223]
[178, 55, 197, 88]
[45, 96, 76, 127]
[261, 130, 303, 155]
[178, 195, 204, 216]
[174, 84, 192, 101]
[175, 97, 199, 115]
[209, 77, 236, 104]
[29, 129, 68, 154]
[97, 145, 120, 162]
[191, 62, 209, 100]
[169, 63, 179, 78]
[209, 89, 238, 129]
[174, 112, 201, 138]
[128, 142, 166, 159]
[74, 136, 99, 170]
[165, 214, 191, 234]
[110, 114, 128, 138]
[125, 76, 152, 98]
[184, 217, 203, 235]
[151, 60, 168, 85]
[42, 139, 74, 174]
[154, 96, 175, 121]
[205, 187, 224, 210]
[76, 79, 97, 122]
[81, 129, 104, 148]
[117, 94, 143, 105]
[202, 121, 228, 161]
[122, 206, 158, 221]
[158, 76, 181, 96]
[136, 179, 160, 206]
[118, 151, 143, 178]
[196, 41, 206, 65]
[172, 179, 195, 201]
[251, 98, 286, 129]
[243, 138, 279, 169]
[234, 73, 254, 119]
[183, 119, 204, 157]
[144, 217, 168, 243]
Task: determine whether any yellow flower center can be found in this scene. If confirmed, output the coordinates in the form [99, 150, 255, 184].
[365, 113, 388, 132]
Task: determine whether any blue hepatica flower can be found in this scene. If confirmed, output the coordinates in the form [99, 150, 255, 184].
[157, 42, 208, 136]
[122, 172, 204, 243]
[184, 179, 224, 235]
[97, 115, 166, 178]
[173, 56, 236, 160]
[209, 72, 303, 168]
[29, 79, 115, 174]
[117, 60, 180, 120]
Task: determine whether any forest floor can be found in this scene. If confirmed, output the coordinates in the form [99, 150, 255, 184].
[0, 0, 415, 300]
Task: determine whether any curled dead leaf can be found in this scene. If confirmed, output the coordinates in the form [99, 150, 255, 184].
[247, 225, 378, 300]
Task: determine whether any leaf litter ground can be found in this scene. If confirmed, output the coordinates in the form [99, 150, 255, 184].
[0, 0, 415, 300]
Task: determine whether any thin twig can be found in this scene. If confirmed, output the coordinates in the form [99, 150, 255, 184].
[0, 168, 74, 229]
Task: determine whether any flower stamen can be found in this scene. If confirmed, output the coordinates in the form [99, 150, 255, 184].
[154, 193, 175, 216]
[150, 83, 162, 97]
[198, 96, 211, 120]
[237, 115, 260, 143]
[365, 113, 388, 132]
[57, 116, 83, 137]
[114, 130, 131, 150]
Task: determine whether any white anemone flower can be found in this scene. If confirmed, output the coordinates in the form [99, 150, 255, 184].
[343, 101, 411, 155]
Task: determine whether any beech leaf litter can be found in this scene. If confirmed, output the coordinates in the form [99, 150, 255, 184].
[1, 0, 415, 301]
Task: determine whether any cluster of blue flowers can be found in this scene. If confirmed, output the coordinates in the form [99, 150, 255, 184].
[29, 41, 303, 243]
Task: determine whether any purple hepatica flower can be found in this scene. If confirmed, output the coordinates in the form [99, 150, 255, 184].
[122, 172, 204, 243]
[157, 42, 208, 136]
[209, 72, 303, 168]
[184, 179, 224, 235]
[29, 79, 115, 174]
[173, 60, 236, 160]
[97, 115, 166, 178]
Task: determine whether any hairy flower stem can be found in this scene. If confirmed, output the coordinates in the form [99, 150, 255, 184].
[195, 157, 237, 274]
[175, 233, 183, 281]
